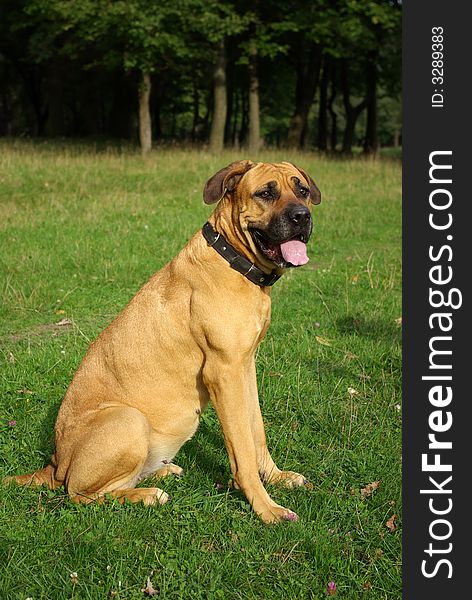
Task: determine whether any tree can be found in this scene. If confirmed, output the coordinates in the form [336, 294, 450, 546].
[286, 41, 322, 148]
[0, 0, 402, 150]
[317, 55, 330, 151]
[21, 0, 191, 153]
[275, 0, 333, 149]
[183, 0, 250, 153]
[93, 1, 190, 155]
[209, 40, 228, 153]
[340, 58, 367, 153]
[334, 0, 401, 154]
[247, 38, 261, 154]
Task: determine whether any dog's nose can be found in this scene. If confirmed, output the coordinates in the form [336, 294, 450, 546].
[287, 205, 311, 226]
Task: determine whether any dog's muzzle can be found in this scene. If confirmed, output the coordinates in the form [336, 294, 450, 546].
[250, 204, 313, 269]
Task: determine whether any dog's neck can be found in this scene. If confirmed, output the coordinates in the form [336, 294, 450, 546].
[202, 222, 281, 287]
[209, 201, 283, 274]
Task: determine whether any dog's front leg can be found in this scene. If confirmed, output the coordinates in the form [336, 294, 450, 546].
[203, 357, 298, 524]
[246, 360, 308, 488]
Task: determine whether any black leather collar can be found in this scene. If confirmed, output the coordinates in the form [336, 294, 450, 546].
[201, 222, 280, 287]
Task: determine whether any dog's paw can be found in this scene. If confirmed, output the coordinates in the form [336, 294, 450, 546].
[153, 463, 184, 480]
[257, 504, 299, 524]
[143, 487, 171, 506]
[266, 470, 309, 489]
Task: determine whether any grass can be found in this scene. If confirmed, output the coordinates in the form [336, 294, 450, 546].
[0, 140, 401, 599]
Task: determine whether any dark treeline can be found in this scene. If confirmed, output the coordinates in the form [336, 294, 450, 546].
[0, 0, 401, 155]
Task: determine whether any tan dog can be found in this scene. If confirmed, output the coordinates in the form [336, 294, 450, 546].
[6, 160, 321, 524]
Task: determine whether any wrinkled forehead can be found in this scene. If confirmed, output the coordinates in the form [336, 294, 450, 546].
[242, 162, 305, 188]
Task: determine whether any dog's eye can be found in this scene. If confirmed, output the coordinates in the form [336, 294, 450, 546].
[299, 187, 309, 197]
[258, 190, 272, 199]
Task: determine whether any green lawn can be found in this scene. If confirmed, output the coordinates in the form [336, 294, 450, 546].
[0, 140, 401, 599]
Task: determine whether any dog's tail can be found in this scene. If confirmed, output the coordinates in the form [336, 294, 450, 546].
[3, 463, 61, 490]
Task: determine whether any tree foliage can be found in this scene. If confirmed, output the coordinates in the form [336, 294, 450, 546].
[0, 0, 401, 151]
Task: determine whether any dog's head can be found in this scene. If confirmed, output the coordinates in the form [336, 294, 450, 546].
[203, 160, 321, 270]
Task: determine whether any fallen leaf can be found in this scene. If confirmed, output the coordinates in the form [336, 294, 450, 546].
[141, 575, 159, 596]
[55, 309, 66, 315]
[315, 335, 332, 347]
[347, 387, 359, 397]
[70, 572, 78, 585]
[351, 274, 359, 283]
[395, 316, 402, 326]
[386, 514, 397, 532]
[56, 318, 73, 327]
[360, 481, 380, 499]
[363, 581, 372, 591]
[8, 352, 15, 364]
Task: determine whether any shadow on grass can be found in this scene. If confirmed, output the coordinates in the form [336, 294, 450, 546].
[336, 315, 401, 342]
[35, 397, 60, 464]
[180, 419, 228, 482]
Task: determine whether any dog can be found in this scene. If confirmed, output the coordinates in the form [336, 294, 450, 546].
[6, 160, 321, 524]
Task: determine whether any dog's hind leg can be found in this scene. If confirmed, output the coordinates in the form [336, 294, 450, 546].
[3, 464, 61, 490]
[63, 405, 169, 506]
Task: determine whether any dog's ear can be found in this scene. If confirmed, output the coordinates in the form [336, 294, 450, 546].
[203, 160, 255, 204]
[287, 163, 321, 205]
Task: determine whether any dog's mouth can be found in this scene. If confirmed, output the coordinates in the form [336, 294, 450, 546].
[250, 229, 309, 268]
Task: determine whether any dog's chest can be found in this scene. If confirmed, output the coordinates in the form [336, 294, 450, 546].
[255, 295, 272, 342]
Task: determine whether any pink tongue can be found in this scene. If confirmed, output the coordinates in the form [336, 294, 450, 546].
[280, 240, 309, 266]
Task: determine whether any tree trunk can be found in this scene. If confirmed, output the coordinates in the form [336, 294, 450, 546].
[317, 56, 329, 151]
[231, 88, 240, 147]
[239, 89, 248, 147]
[340, 59, 366, 154]
[209, 40, 227, 153]
[248, 39, 261, 154]
[138, 70, 152, 155]
[286, 43, 322, 148]
[342, 111, 358, 154]
[328, 63, 338, 151]
[363, 55, 378, 155]
[224, 60, 234, 146]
